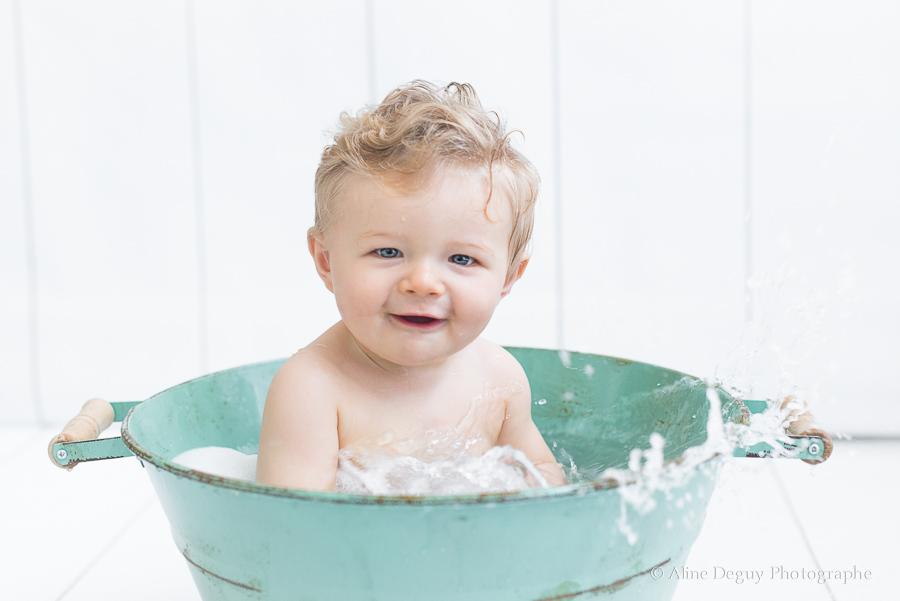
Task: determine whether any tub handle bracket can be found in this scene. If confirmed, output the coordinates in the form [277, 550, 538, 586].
[48, 399, 142, 469]
[732, 435, 828, 461]
[52, 436, 134, 469]
[732, 398, 833, 463]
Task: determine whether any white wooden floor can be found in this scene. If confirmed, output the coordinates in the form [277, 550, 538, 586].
[2, 429, 895, 601]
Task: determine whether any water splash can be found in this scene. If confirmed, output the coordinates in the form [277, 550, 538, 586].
[597, 386, 735, 544]
[717, 246, 854, 424]
[598, 376, 821, 545]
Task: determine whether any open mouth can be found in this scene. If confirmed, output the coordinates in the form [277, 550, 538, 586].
[392, 314, 444, 328]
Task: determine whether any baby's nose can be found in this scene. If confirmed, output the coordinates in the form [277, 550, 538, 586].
[401, 261, 445, 296]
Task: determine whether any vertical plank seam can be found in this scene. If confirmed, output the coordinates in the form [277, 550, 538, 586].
[743, 0, 754, 325]
[550, 0, 564, 350]
[185, 0, 209, 375]
[365, 0, 377, 104]
[12, 0, 44, 424]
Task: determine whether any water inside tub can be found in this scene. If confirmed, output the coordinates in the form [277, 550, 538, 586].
[173, 440, 550, 495]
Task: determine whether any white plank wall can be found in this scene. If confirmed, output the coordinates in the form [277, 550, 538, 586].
[190, 1, 363, 373]
[750, 0, 900, 433]
[0, 0, 32, 418]
[1, 0, 897, 435]
[558, 1, 745, 379]
[13, 0, 201, 425]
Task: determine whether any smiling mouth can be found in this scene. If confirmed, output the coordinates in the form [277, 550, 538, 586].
[392, 314, 445, 328]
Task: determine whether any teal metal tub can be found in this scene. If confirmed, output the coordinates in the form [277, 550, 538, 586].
[48, 348, 829, 600]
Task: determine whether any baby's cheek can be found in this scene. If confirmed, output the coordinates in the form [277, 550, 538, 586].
[338, 279, 380, 312]
[466, 290, 502, 326]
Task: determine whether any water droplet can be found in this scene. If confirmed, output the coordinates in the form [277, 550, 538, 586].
[536, 399, 547, 405]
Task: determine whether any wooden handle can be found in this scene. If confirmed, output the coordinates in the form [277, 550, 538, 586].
[781, 396, 833, 464]
[47, 398, 115, 467]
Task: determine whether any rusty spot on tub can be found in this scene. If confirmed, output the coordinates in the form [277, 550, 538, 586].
[739, 402, 752, 425]
[559, 394, 584, 407]
[182, 549, 263, 593]
[589, 477, 623, 491]
[367, 489, 521, 505]
[534, 558, 670, 600]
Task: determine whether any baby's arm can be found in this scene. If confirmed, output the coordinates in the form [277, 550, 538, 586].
[256, 354, 339, 492]
[495, 356, 567, 488]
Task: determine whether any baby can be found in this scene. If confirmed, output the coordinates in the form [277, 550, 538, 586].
[256, 81, 566, 492]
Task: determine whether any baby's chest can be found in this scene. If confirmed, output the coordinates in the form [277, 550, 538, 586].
[336, 385, 509, 453]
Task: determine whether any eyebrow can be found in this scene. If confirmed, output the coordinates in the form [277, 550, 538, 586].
[358, 231, 401, 241]
[449, 241, 495, 257]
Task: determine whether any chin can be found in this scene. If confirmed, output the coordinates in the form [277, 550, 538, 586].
[381, 341, 463, 368]
[386, 351, 450, 368]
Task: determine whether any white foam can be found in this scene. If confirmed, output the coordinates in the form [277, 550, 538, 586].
[172, 444, 550, 495]
[173, 446, 257, 481]
[336, 444, 549, 496]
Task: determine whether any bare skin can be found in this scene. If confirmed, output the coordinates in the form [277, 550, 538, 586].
[256, 169, 566, 491]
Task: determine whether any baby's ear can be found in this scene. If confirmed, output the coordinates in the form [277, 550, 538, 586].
[308, 230, 334, 293]
[500, 254, 529, 298]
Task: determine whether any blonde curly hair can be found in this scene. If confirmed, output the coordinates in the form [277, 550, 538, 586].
[313, 81, 540, 275]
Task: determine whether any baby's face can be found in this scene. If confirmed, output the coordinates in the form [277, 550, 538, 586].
[314, 169, 517, 369]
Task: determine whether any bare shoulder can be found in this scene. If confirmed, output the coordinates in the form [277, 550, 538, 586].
[470, 338, 531, 398]
[257, 334, 341, 490]
[270, 344, 338, 393]
[260, 347, 340, 446]
[266, 325, 347, 404]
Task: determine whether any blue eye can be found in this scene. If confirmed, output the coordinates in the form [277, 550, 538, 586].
[374, 248, 401, 259]
[449, 254, 475, 266]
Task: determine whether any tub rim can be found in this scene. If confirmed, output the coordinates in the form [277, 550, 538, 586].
[120, 350, 736, 506]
